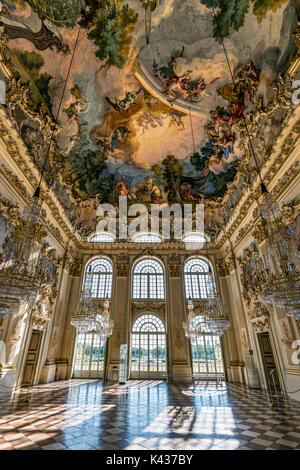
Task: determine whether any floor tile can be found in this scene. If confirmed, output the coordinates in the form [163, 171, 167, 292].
[0, 379, 299, 451]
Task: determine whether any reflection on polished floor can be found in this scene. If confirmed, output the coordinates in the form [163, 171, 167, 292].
[0, 380, 300, 450]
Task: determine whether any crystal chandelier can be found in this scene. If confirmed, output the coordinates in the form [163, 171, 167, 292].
[206, 0, 300, 320]
[0, 193, 43, 314]
[257, 187, 300, 317]
[71, 261, 114, 338]
[205, 295, 231, 337]
[70, 282, 98, 333]
[99, 297, 114, 338]
[183, 298, 197, 338]
[84, 298, 114, 338]
[183, 298, 215, 338]
[71, 295, 113, 338]
[204, 242, 230, 337]
[0, 298, 20, 320]
[0, 31, 81, 318]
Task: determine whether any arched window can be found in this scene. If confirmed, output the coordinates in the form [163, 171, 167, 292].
[132, 258, 165, 300]
[132, 232, 162, 243]
[189, 315, 224, 379]
[88, 232, 115, 242]
[184, 257, 215, 299]
[130, 314, 166, 378]
[182, 233, 206, 244]
[84, 258, 113, 299]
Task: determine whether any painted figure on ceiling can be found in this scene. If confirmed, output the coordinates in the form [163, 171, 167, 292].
[64, 85, 89, 124]
[115, 177, 137, 201]
[153, 47, 219, 102]
[105, 89, 143, 113]
[137, 111, 166, 133]
[168, 110, 185, 130]
[180, 182, 198, 202]
[98, 126, 130, 152]
[217, 62, 260, 124]
[143, 176, 161, 204]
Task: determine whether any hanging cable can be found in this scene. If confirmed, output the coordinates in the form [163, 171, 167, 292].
[189, 107, 196, 154]
[208, 0, 267, 193]
[34, 26, 81, 198]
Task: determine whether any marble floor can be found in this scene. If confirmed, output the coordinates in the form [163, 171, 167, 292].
[0, 379, 299, 450]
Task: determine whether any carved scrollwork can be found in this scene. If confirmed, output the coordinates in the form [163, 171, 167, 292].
[116, 263, 129, 277]
[116, 253, 129, 277]
[249, 300, 270, 333]
[168, 263, 181, 278]
[131, 302, 165, 318]
[238, 242, 264, 305]
[30, 284, 54, 331]
[69, 259, 82, 277]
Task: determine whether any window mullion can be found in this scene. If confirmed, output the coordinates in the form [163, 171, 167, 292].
[203, 335, 208, 374]
[104, 272, 107, 298]
[80, 333, 86, 371]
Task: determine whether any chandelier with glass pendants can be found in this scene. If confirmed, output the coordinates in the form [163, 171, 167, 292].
[0, 192, 44, 318]
[207, 0, 300, 321]
[257, 187, 300, 319]
[0, 28, 81, 319]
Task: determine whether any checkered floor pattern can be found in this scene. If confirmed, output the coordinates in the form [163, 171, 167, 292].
[0, 379, 299, 450]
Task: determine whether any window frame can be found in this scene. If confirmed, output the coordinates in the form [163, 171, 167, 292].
[184, 257, 216, 300]
[132, 232, 162, 243]
[88, 232, 115, 243]
[130, 313, 167, 376]
[182, 232, 207, 244]
[190, 315, 224, 378]
[83, 256, 113, 299]
[131, 257, 165, 301]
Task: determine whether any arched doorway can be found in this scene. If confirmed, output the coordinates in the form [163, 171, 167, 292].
[190, 315, 225, 380]
[72, 256, 113, 378]
[130, 314, 167, 379]
[72, 332, 106, 378]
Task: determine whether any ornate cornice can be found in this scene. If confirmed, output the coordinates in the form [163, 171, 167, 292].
[216, 86, 300, 250]
[0, 27, 298, 256]
[0, 110, 80, 249]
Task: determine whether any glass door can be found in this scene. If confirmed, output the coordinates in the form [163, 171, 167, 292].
[191, 333, 224, 380]
[72, 332, 106, 378]
[130, 314, 167, 379]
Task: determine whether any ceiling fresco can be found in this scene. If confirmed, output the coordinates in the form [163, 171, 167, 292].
[0, 0, 299, 236]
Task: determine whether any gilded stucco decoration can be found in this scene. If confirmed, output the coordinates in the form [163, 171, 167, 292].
[238, 242, 263, 306]
[249, 300, 270, 334]
[0, 1, 297, 239]
[116, 253, 129, 277]
[30, 284, 54, 330]
[69, 259, 82, 277]
[131, 302, 165, 320]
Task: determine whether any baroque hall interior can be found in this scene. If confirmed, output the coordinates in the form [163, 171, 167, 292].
[0, 0, 299, 452]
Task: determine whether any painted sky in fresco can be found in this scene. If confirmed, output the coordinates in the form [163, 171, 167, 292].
[1, 0, 298, 206]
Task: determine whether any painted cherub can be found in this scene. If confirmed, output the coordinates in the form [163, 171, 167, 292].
[106, 89, 143, 112]
[115, 177, 137, 201]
